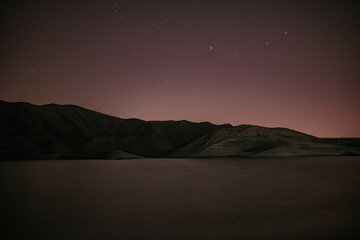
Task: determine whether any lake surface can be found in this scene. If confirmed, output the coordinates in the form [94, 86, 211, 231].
[1, 157, 360, 240]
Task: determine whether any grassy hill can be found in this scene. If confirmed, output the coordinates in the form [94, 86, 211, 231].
[169, 125, 360, 157]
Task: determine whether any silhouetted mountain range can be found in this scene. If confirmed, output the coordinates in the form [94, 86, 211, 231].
[1, 100, 359, 160]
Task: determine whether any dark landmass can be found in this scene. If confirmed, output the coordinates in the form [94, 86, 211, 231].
[1, 100, 359, 160]
[170, 126, 360, 158]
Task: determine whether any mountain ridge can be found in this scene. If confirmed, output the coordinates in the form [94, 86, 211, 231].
[1, 100, 359, 160]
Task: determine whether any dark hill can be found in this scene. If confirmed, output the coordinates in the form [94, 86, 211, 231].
[1, 100, 359, 160]
[0, 100, 228, 159]
[169, 125, 360, 157]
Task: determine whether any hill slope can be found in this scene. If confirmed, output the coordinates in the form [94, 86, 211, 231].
[1, 100, 359, 159]
[0, 100, 227, 159]
[169, 125, 360, 157]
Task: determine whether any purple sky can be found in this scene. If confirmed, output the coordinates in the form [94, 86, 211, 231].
[1, 0, 359, 137]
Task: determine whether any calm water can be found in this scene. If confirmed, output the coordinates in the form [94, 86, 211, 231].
[1, 157, 360, 240]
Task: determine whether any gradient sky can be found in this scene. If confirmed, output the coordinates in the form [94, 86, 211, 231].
[1, 0, 359, 137]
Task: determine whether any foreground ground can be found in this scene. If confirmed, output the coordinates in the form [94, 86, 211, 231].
[1, 157, 360, 239]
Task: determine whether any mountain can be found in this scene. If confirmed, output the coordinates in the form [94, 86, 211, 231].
[0, 100, 359, 160]
[0, 100, 228, 159]
[169, 125, 360, 157]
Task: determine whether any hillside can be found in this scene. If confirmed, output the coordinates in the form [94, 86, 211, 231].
[0, 100, 227, 159]
[169, 125, 360, 157]
[0, 100, 359, 160]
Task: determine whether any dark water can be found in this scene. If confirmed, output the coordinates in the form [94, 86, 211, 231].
[1, 157, 360, 240]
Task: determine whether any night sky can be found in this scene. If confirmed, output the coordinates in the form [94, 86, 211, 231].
[1, 0, 359, 137]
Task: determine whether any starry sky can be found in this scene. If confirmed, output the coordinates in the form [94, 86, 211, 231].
[1, 0, 359, 137]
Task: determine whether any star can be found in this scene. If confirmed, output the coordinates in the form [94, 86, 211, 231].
[209, 46, 214, 50]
